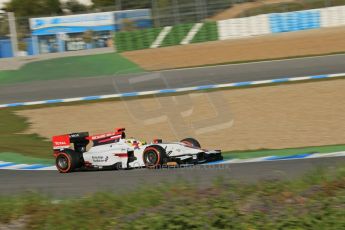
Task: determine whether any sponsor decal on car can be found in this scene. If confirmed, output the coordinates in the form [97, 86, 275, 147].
[92, 156, 109, 162]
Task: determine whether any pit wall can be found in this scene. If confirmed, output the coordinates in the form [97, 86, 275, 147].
[115, 5, 345, 52]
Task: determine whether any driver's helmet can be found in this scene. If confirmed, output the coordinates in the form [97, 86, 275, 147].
[126, 138, 147, 148]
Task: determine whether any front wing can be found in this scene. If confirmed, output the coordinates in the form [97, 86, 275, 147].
[171, 150, 223, 165]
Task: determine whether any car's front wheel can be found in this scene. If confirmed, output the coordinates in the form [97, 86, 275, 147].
[143, 145, 168, 169]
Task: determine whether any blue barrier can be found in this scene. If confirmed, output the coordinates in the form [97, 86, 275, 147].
[0, 39, 13, 58]
[0, 39, 36, 58]
[269, 10, 321, 33]
[25, 38, 35, 56]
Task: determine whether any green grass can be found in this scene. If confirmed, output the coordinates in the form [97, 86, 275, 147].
[0, 108, 51, 159]
[0, 152, 53, 165]
[0, 164, 344, 229]
[0, 53, 144, 85]
[240, 0, 345, 17]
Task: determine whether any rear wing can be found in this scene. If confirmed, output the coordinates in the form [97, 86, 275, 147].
[87, 128, 126, 146]
[52, 128, 126, 150]
[52, 132, 89, 150]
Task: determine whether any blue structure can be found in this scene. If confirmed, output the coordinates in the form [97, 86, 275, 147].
[29, 9, 152, 54]
[0, 39, 13, 58]
[0, 39, 37, 58]
[269, 10, 321, 33]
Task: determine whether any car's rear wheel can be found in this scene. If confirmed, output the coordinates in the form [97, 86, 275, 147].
[180, 138, 201, 148]
[143, 145, 168, 169]
[55, 150, 82, 173]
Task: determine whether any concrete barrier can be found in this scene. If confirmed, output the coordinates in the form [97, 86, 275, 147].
[218, 5, 345, 40]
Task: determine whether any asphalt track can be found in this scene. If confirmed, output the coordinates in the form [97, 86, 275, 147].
[0, 157, 344, 197]
[1, 55, 344, 197]
[0, 54, 344, 104]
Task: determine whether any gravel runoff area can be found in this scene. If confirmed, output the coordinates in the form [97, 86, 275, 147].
[16, 78, 345, 152]
[123, 27, 345, 71]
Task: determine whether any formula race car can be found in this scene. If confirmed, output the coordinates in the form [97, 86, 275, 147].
[52, 128, 222, 173]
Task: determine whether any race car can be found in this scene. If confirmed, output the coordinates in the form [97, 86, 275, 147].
[52, 128, 222, 173]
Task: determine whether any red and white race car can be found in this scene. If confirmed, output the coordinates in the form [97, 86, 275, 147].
[52, 128, 222, 173]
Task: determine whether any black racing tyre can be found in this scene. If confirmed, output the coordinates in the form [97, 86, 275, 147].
[55, 149, 83, 173]
[143, 145, 169, 169]
[113, 162, 123, 170]
[180, 138, 201, 148]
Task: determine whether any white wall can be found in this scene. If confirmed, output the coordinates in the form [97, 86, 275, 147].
[321, 5, 345, 27]
[218, 5, 345, 41]
[218, 15, 270, 40]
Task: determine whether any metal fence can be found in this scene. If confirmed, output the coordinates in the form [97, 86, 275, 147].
[115, 4, 345, 52]
[0, 0, 344, 57]
[110, 0, 345, 27]
[151, 0, 231, 27]
[2, 0, 345, 37]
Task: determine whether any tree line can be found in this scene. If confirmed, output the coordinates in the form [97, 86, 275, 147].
[1, 0, 247, 17]
[2, 0, 150, 17]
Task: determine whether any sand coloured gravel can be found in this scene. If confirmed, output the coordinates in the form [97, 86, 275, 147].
[123, 27, 345, 71]
[16, 79, 345, 151]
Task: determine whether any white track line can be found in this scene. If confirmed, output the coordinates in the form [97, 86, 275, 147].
[0, 164, 30, 169]
[306, 151, 345, 158]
